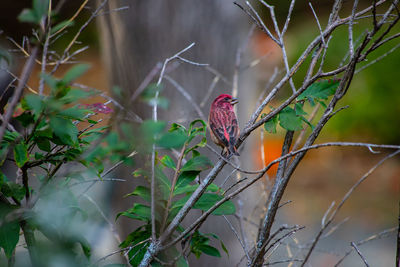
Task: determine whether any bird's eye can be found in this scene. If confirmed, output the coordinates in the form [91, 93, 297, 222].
[224, 97, 229, 101]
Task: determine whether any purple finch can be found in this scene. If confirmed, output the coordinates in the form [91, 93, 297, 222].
[208, 94, 240, 156]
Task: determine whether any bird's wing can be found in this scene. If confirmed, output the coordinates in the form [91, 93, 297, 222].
[209, 109, 230, 147]
[226, 110, 239, 147]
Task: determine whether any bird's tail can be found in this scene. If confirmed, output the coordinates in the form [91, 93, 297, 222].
[229, 143, 240, 156]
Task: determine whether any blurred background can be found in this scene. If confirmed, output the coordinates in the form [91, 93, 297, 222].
[0, 0, 399, 266]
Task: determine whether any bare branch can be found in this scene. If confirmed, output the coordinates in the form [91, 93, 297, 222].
[223, 215, 251, 264]
[0, 47, 38, 142]
[351, 242, 370, 267]
[334, 227, 397, 266]
[282, 0, 296, 36]
[300, 149, 400, 266]
[84, 194, 131, 266]
[164, 75, 206, 121]
[236, 1, 280, 45]
[232, 25, 255, 98]
[309, 2, 327, 47]
[356, 42, 400, 74]
[348, 0, 359, 58]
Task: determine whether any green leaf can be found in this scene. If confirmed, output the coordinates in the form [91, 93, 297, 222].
[62, 64, 90, 85]
[58, 106, 88, 120]
[174, 183, 219, 195]
[0, 203, 20, 259]
[264, 114, 278, 134]
[206, 183, 220, 192]
[13, 143, 28, 167]
[157, 132, 187, 148]
[174, 184, 198, 195]
[194, 194, 236, 215]
[41, 73, 58, 90]
[298, 79, 339, 101]
[36, 138, 51, 152]
[0, 173, 5, 191]
[140, 84, 163, 100]
[50, 116, 78, 146]
[278, 107, 303, 131]
[1, 182, 25, 201]
[125, 186, 150, 202]
[140, 84, 169, 109]
[176, 256, 189, 267]
[0, 145, 8, 166]
[18, 9, 38, 23]
[149, 96, 169, 109]
[23, 94, 43, 114]
[35, 125, 53, 138]
[198, 244, 221, 257]
[141, 120, 166, 143]
[15, 112, 35, 127]
[181, 155, 212, 172]
[160, 155, 176, 170]
[117, 204, 151, 222]
[79, 237, 91, 258]
[155, 165, 171, 200]
[127, 236, 150, 266]
[50, 20, 74, 35]
[60, 89, 93, 103]
[301, 116, 314, 130]
[2, 131, 20, 143]
[169, 195, 191, 220]
[33, 0, 49, 19]
[169, 123, 186, 134]
[220, 240, 229, 256]
[294, 103, 307, 116]
[119, 225, 150, 249]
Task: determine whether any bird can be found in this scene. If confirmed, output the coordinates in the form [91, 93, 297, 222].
[208, 94, 240, 157]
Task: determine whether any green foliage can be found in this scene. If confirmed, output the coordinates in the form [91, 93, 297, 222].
[120, 118, 233, 262]
[0, 61, 125, 263]
[0, 203, 20, 259]
[190, 231, 229, 259]
[18, 0, 49, 24]
[263, 79, 339, 133]
[298, 79, 340, 103]
[0, 175, 26, 202]
[141, 83, 169, 109]
[181, 155, 213, 172]
[0, 1, 141, 265]
[119, 225, 151, 266]
[263, 113, 278, 134]
[278, 106, 304, 131]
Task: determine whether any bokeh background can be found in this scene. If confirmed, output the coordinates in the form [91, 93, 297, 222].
[0, 0, 399, 266]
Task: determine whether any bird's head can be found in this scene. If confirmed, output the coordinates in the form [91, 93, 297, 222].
[212, 94, 238, 110]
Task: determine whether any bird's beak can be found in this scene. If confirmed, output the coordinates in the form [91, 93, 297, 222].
[229, 98, 239, 105]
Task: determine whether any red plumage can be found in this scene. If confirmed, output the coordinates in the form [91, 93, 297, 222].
[208, 94, 240, 156]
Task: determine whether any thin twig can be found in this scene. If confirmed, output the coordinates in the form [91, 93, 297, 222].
[164, 75, 206, 121]
[356, 42, 400, 74]
[351, 242, 370, 267]
[0, 47, 38, 142]
[300, 149, 400, 266]
[84, 194, 131, 266]
[200, 75, 219, 108]
[50, 0, 89, 37]
[309, 2, 327, 48]
[50, 0, 109, 74]
[348, 0, 359, 58]
[232, 25, 255, 98]
[223, 215, 251, 264]
[334, 227, 397, 266]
